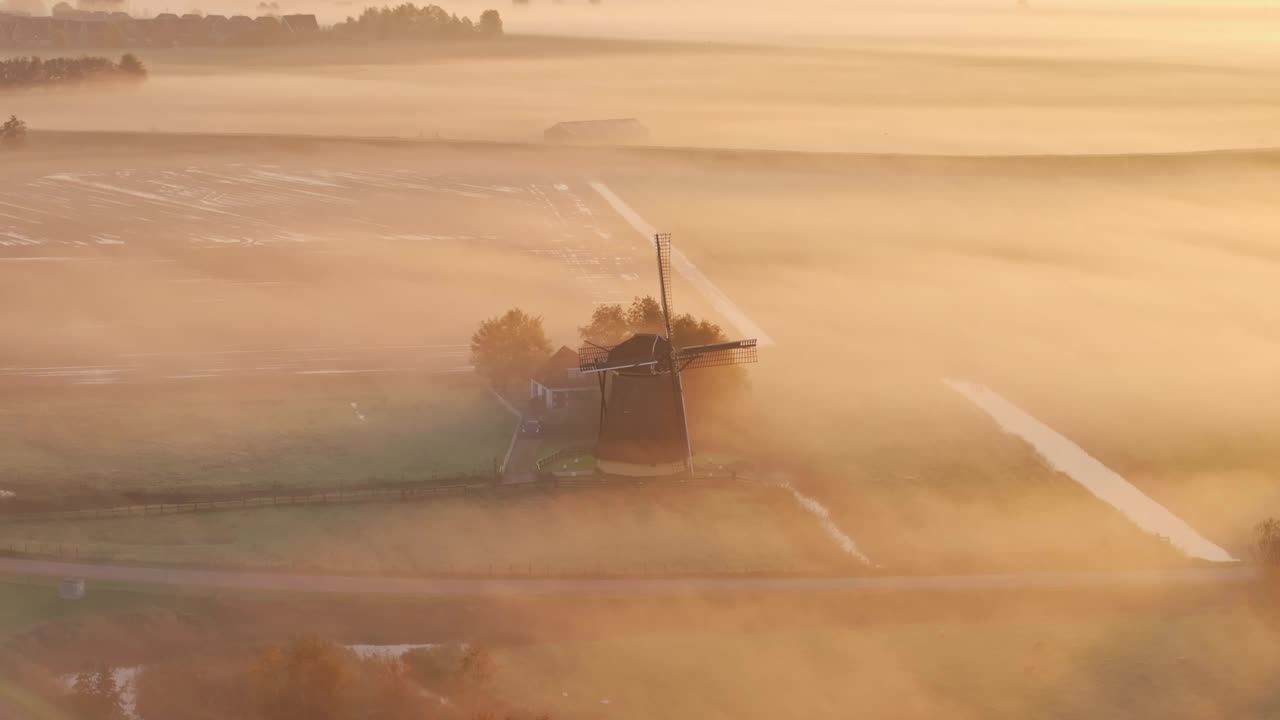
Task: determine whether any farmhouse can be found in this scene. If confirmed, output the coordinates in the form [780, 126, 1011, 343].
[544, 118, 650, 145]
[530, 346, 597, 413]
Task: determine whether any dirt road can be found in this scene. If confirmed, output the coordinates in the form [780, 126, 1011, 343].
[0, 557, 1254, 596]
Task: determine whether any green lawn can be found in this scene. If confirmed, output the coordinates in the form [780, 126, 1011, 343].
[0, 483, 857, 576]
[0, 375, 514, 500]
[0, 580, 182, 641]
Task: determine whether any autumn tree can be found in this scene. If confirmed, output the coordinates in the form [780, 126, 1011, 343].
[1257, 518, 1280, 566]
[470, 308, 553, 391]
[578, 303, 629, 346]
[580, 295, 728, 350]
[250, 636, 350, 720]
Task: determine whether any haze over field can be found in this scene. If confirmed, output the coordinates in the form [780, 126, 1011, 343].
[10, 0, 1280, 152]
[3, 0, 1280, 717]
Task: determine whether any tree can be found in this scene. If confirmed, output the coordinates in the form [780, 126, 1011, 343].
[0, 115, 26, 148]
[578, 295, 746, 430]
[250, 636, 350, 720]
[470, 308, 552, 391]
[624, 295, 664, 335]
[478, 8, 503, 36]
[579, 295, 726, 350]
[65, 666, 125, 720]
[578, 303, 629, 346]
[1257, 518, 1280, 566]
[118, 53, 146, 77]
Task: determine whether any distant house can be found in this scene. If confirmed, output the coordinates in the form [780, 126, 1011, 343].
[177, 13, 205, 41]
[281, 13, 318, 32]
[544, 118, 649, 145]
[530, 346, 598, 413]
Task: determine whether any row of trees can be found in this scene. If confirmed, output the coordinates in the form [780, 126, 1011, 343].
[471, 296, 733, 393]
[59, 637, 536, 720]
[0, 53, 146, 88]
[469, 296, 745, 418]
[330, 4, 503, 40]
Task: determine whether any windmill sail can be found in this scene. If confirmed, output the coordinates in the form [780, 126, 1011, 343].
[655, 232, 676, 346]
[676, 338, 758, 371]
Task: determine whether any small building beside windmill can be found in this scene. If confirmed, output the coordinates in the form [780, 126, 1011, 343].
[529, 346, 598, 417]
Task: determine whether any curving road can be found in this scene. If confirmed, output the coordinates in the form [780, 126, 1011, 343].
[0, 557, 1256, 596]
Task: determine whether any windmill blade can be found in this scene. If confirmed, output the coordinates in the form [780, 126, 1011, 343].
[655, 232, 675, 344]
[676, 338, 758, 371]
[578, 344, 659, 374]
[577, 345, 613, 373]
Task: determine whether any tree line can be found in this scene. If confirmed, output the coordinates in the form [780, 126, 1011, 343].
[469, 296, 746, 421]
[0, 53, 146, 88]
[330, 4, 503, 40]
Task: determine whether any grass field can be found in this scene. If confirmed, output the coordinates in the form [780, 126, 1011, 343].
[0, 483, 856, 575]
[4, 0, 1280, 575]
[0, 375, 513, 501]
[0, 580, 180, 642]
[602, 151, 1280, 567]
[492, 601, 1280, 720]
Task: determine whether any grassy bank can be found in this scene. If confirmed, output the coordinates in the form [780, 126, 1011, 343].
[0, 375, 513, 501]
[0, 482, 855, 575]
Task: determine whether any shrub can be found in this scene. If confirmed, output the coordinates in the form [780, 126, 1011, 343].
[0, 54, 148, 89]
[1256, 517, 1280, 566]
[0, 114, 27, 148]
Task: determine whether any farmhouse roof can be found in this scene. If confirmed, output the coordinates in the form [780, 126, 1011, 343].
[544, 118, 649, 144]
[281, 13, 318, 31]
[534, 346, 595, 390]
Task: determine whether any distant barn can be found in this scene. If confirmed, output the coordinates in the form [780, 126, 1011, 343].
[282, 13, 319, 32]
[544, 118, 649, 145]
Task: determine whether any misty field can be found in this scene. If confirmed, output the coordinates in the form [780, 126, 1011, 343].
[0, 375, 513, 500]
[493, 602, 1280, 720]
[0, 483, 855, 575]
[9, 7, 1280, 155]
[4, 0, 1280, 575]
[8, 578, 1276, 720]
[3, 137, 1275, 572]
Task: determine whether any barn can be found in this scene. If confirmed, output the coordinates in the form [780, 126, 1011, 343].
[530, 346, 598, 415]
[543, 118, 650, 145]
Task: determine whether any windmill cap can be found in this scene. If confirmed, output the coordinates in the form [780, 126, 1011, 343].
[607, 333, 671, 366]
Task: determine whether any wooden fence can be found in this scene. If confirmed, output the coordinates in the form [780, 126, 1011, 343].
[535, 445, 593, 474]
[0, 472, 754, 525]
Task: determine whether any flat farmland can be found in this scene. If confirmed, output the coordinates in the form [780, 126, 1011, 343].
[605, 148, 1280, 566]
[0, 143, 730, 501]
[3, 135, 1269, 573]
[0, 150, 690, 376]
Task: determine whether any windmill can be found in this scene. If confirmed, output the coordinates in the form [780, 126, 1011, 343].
[578, 233, 757, 477]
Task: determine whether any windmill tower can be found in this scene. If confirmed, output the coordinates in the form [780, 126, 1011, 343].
[578, 233, 758, 477]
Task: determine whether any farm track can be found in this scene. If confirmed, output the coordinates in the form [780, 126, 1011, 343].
[0, 556, 1255, 596]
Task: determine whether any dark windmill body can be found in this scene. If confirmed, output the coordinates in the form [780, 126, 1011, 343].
[579, 234, 757, 477]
